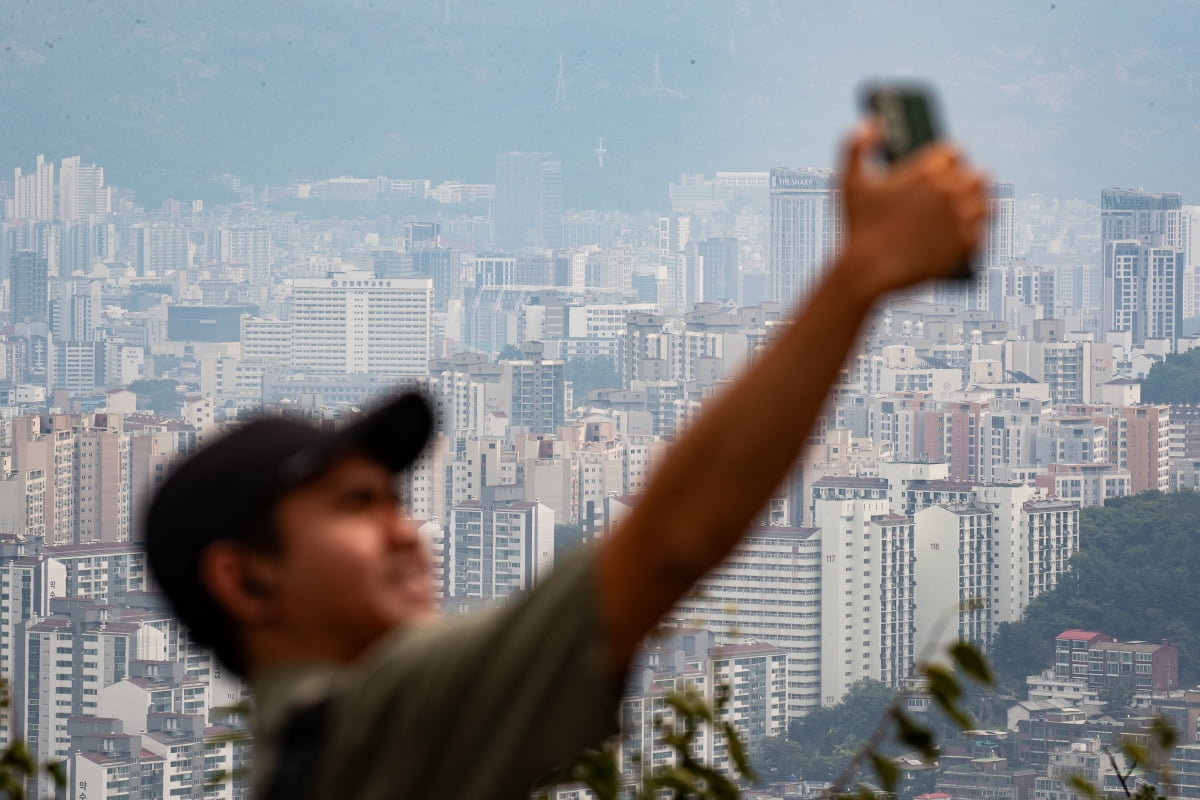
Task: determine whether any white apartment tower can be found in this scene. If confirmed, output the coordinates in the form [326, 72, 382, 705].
[658, 216, 692, 315]
[291, 272, 433, 375]
[912, 503, 993, 659]
[444, 487, 553, 600]
[58, 156, 111, 222]
[1104, 237, 1184, 345]
[11, 155, 55, 222]
[768, 167, 839, 305]
[669, 526, 824, 717]
[814, 497, 916, 706]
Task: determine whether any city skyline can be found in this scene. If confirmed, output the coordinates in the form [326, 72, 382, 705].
[3, 3, 1200, 797]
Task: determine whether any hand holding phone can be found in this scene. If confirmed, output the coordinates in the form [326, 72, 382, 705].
[861, 82, 976, 281]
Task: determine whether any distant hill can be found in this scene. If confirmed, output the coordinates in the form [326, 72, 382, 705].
[4, 1, 1200, 207]
[991, 490, 1200, 691]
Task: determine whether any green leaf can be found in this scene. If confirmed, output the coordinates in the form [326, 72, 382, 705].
[950, 641, 994, 686]
[48, 762, 69, 790]
[869, 751, 900, 794]
[722, 721, 755, 781]
[923, 665, 962, 706]
[1151, 716, 1177, 754]
[1122, 741, 1152, 770]
[892, 709, 938, 761]
[205, 769, 230, 788]
[922, 665, 973, 730]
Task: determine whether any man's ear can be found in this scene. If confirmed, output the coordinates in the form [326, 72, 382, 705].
[200, 541, 280, 626]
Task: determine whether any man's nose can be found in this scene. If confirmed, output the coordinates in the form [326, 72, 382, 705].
[384, 511, 422, 548]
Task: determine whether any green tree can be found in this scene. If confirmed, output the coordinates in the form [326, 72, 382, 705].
[565, 356, 622, 398]
[750, 736, 804, 786]
[787, 679, 895, 780]
[1099, 678, 1138, 714]
[1141, 348, 1200, 404]
[127, 378, 184, 417]
[554, 523, 588, 561]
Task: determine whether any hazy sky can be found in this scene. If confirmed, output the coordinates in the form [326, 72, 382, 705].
[2, 0, 1198, 208]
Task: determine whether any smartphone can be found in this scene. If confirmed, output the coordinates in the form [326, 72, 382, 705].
[861, 82, 975, 281]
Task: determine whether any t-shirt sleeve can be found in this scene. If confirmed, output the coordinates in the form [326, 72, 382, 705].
[315, 547, 623, 800]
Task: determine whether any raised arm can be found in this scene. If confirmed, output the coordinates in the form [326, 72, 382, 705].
[597, 126, 988, 670]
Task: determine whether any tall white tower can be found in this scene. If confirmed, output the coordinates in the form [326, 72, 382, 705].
[768, 167, 839, 306]
[58, 156, 111, 222]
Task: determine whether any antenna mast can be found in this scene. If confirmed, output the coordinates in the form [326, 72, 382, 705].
[555, 52, 569, 107]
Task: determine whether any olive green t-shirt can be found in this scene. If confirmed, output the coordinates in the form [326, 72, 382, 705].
[251, 549, 621, 800]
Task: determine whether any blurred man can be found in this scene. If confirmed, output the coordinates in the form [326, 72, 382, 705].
[146, 125, 986, 800]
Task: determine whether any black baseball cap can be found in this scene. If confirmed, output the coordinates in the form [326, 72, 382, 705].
[144, 391, 433, 673]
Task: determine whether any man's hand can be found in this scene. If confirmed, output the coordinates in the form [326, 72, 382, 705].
[837, 123, 989, 299]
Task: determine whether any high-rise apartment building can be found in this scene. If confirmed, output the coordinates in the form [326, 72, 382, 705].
[813, 497, 916, 706]
[444, 486, 553, 600]
[61, 218, 114, 274]
[768, 167, 839, 305]
[494, 152, 562, 251]
[10, 250, 50, 324]
[50, 278, 104, 343]
[11, 155, 55, 222]
[1118, 404, 1171, 493]
[58, 156, 110, 222]
[214, 226, 272, 282]
[291, 272, 433, 375]
[1104, 237, 1184, 345]
[658, 216, 692, 314]
[132, 224, 192, 276]
[1101, 188, 1185, 343]
[668, 525, 824, 716]
[501, 343, 566, 434]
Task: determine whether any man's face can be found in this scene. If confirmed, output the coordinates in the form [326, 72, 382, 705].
[263, 452, 437, 663]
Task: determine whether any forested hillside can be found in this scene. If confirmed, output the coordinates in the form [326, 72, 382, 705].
[991, 490, 1200, 691]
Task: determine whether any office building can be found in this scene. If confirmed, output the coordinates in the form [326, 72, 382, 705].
[291, 272, 433, 375]
[768, 167, 839, 305]
[495, 152, 562, 250]
[1118, 404, 1171, 493]
[695, 237, 739, 304]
